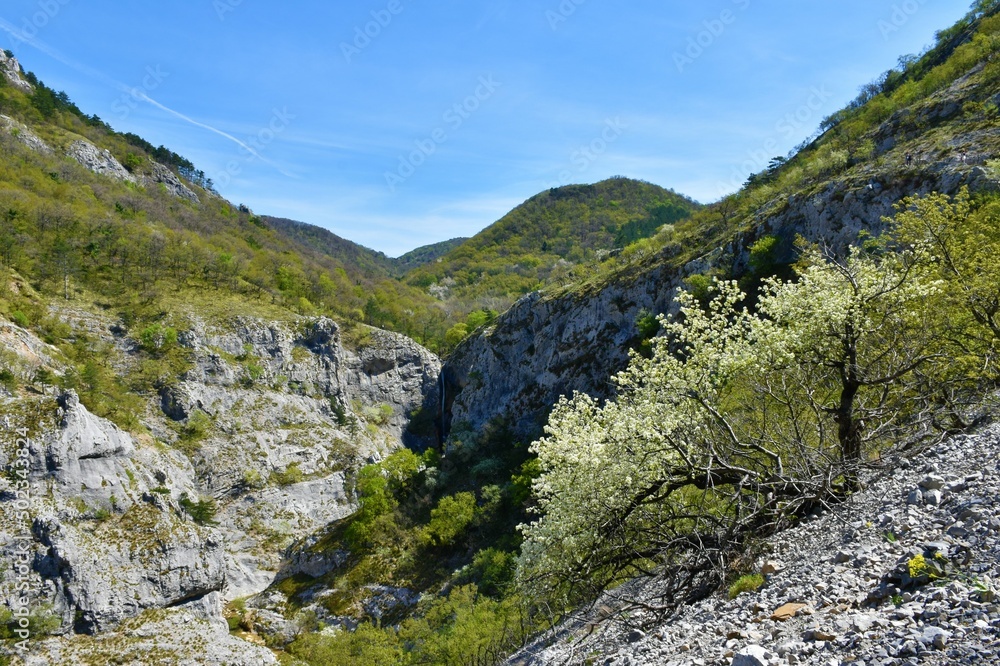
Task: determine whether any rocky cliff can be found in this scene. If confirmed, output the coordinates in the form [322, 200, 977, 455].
[0, 306, 438, 663]
[0, 51, 32, 93]
[444, 66, 1000, 437]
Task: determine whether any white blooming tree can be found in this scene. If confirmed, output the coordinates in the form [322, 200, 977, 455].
[517, 242, 942, 607]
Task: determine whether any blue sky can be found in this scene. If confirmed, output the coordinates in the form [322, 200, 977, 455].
[0, 0, 974, 256]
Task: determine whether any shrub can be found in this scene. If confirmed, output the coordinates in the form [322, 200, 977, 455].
[728, 574, 765, 599]
[179, 493, 218, 525]
[10, 310, 29, 328]
[421, 492, 477, 547]
[178, 410, 212, 448]
[271, 462, 305, 486]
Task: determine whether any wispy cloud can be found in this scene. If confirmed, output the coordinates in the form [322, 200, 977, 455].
[0, 19, 289, 175]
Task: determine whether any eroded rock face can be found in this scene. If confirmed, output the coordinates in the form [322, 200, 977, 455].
[33, 507, 226, 634]
[141, 161, 199, 203]
[66, 140, 136, 183]
[0, 50, 33, 93]
[0, 309, 439, 662]
[444, 162, 998, 437]
[0, 114, 53, 155]
[0, 389, 224, 637]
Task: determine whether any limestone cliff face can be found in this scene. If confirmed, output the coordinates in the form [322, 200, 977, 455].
[0, 50, 33, 93]
[141, 161, 200, 203]
[66, 140, 137, 184]
[445, 161, 999, 438]
[0, 309, 438, 661]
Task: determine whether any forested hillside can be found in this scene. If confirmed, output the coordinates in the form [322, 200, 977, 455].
[406, 178, 698, 311]
[2, 2, 1000, 665]
[274, 4, 1000, 664]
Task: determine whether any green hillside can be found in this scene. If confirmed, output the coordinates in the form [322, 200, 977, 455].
[574, 1, 1000, 296]
[0, 61, 463, 352]
[394, 237, 469, 274]
[406, 177, 699, 310]
[264, 215, 398, 278]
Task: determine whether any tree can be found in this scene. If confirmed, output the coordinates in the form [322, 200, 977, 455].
[889, 189, 1000, 373]
[517, 241, 943, 608]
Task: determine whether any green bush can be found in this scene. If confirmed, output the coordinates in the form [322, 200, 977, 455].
[137, 324, 178, 354]
[271, 462, 305, 486]
[10, 310, 29, 328]
[179, 493, 218, 525]
[181, 410, 212, 441]
[421, 492, 477, 547]
[728, 573, 765, 599]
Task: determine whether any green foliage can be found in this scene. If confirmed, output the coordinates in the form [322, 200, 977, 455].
[137, 324, 178, 354]
[179, 410, 212, 444]
[344, 449, 422, 550]
[747, 235, 782, 277]
[288, 586, 533, 666]
[271, 462, 305, 487]
[406, 178, 699, 337]
[179, 493, 218, 525]
[10, 310, 29, 328]
[635, 309, 660, 340]
[466, 308, 498, 331]
[421, 492, 477, 547]
[463, 548, 517, 598]
[290, 622, 405, 666]
[888, 188, 1000, 386]
[518, 234, 947, 605]
[728, 574, 765, 599]
[444, 323, 470, 350]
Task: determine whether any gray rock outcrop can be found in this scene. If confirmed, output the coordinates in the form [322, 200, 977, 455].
[0, 308, 439, 663]
[67, 140, 136, 183]
[0, 50, 33, 93]
[142, 161, 199, 203]
[0, 114, 53, 155]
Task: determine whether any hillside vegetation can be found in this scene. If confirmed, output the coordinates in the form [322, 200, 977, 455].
[0, 58, 469, 354]
[2, 3, 1000, 663]
[407, 178, 698, 311]
[271, 4, 1000, 664]
[562, 0, 1000, 297]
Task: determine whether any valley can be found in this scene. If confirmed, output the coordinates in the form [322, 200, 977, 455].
[2, 3, 1000, 665]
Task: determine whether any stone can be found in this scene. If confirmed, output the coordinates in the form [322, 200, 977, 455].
[761, 560, 784, 575]
[919, 626, 951, 650]
[772, 603, 808, 621]
[919, 474, 947, 490]
[67, 139, 136, 183]
[141, 160, 200, 203]
[731, 645, 769, 666]
[0, 114, 54, 154]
